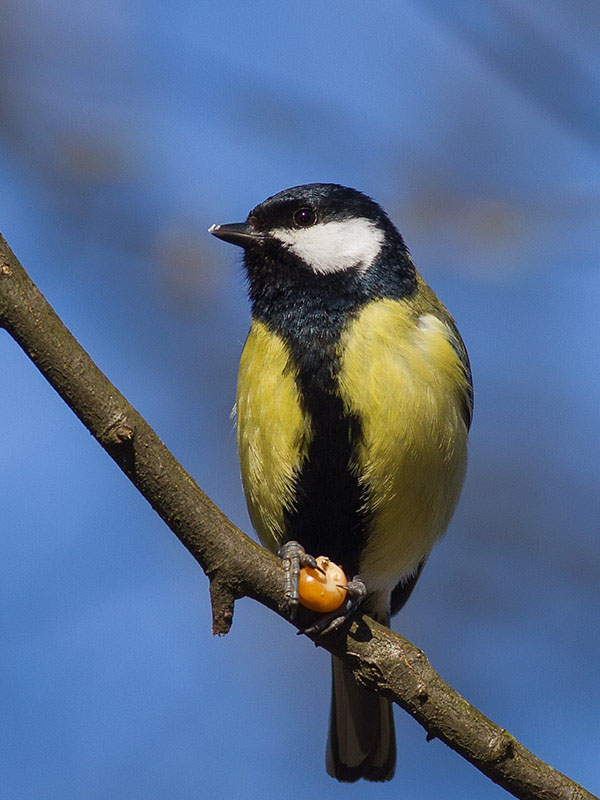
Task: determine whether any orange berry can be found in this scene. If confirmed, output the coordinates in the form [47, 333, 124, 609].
[298, 556, 347, 613]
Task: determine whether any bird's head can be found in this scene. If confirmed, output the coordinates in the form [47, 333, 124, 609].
[209, 184, 413, 292]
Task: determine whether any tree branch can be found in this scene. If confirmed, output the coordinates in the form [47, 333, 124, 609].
[0, 234, 595, 800]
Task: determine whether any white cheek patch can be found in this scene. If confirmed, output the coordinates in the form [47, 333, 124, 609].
[271, 218, 384, 274]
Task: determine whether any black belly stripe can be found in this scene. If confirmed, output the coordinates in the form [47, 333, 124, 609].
[271, 305, 373, 579]
[283, 381, 368, 579]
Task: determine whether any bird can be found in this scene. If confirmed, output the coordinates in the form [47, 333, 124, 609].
[209, 183, 472, 783]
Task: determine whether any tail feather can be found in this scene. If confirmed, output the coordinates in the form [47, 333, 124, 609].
[326, 655, 396, 782]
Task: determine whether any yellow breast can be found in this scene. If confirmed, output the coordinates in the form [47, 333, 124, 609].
[337, 298, 469, 595]
[236, 321, 312, 552]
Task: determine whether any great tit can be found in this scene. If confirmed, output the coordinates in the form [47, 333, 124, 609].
[209, 184, 472, 783]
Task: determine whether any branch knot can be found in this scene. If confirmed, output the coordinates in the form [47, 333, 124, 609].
[488, 730, 515, 763]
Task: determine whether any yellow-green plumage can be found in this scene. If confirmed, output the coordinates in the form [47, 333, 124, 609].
[237, 288, 469, 615]
[338, 293, 468, 610]
[236, 321, 311, 554]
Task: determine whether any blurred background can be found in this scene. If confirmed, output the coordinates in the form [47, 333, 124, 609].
[1, 1, 599, 798]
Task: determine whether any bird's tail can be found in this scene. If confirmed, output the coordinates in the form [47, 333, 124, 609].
[326, 655, 396, 782]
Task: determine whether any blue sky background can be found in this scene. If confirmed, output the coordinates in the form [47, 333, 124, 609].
[1, 2, 599, 798]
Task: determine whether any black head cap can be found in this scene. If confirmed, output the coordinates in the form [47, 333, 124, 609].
[247, 183, 401, 239]
[210, 184, 407, 257]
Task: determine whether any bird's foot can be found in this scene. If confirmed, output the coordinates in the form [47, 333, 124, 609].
[298, 576, 367, 637]
[278, 540, 324, 620]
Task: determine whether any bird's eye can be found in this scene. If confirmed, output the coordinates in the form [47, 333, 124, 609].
[293, 208, 316, 228]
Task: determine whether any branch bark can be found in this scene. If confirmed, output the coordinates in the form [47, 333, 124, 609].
[0, 234, 595, 800]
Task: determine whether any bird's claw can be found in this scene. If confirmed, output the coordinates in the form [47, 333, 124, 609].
[299, 576, 367, 636]
[278, 540, 324, 620]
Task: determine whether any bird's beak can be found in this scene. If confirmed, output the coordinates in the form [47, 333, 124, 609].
[208, 222, 263, 248]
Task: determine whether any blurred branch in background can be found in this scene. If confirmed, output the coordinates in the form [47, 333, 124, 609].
[417, 0, 600, 147]
[0, 234, 597, 800]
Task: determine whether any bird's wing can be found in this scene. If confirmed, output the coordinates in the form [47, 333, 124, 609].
[414, 273, 474, 430]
